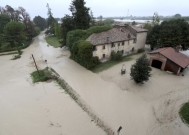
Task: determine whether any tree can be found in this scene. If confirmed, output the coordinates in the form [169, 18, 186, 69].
[61, 15, 75, 45]
[152, 12, 160, 26]
[174, 14, 182, 19]
[0, 14, 10, 33]
[54, 22, 61, 39]
[90, 10, 95, 26]
[33, 16, 46, 30]
[147, 19, 189, 50]
[72, 40, 99, 69]
[130, 54, 151, 84]
[4, 21, 25, 48]
[146, 25, 161, 50]
[103, 19, 115, 26]
[46, 3, 56, 34]
[18, 7, 36, 40]
[70, 0, 91, 29]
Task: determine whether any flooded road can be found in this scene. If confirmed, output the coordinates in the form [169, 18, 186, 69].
[1, 32, 189, 135]
[0, 34, 105, 135]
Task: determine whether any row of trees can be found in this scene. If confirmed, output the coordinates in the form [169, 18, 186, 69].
[147, 19, 189, 50]
[0, 5, 46, 52]
[144, 12, 189, 50]
[61, 0, 93, 45]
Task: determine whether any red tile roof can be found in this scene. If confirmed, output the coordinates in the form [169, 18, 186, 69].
[149, 47, 189, 68]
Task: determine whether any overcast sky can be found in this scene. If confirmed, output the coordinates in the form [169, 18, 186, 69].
[1, 0, 188, 19]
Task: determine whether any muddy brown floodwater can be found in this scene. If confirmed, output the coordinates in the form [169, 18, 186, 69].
[0, 32, 189, 135]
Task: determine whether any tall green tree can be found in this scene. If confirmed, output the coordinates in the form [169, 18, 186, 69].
[4, 21, 25, 48]
[147, 19, 189, 50]
[54, 22, 61, 39]
[130, 54, 151, 84]
[46, 3, 56, 34]
[72, 40, 99, 69]
[90, 10, 95, 26]
[61, 15, 75, 45]
[33, 16, 47, 30]
[70, 0, 91, 29]
[18, 7, 36, 40]
[152, 12, 160, 26]
[0, 14, 10, 33]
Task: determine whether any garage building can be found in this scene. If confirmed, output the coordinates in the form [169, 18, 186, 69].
[149, 47, 189, 75]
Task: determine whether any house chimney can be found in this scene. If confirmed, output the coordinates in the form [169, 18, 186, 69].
[175, 45, 182, 52]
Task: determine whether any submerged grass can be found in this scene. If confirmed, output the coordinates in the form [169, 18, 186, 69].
[179, 102, 189, 125]
[45, 36, 61, 48]
[31, 67, 53, 83]
[92, 55, 133, 73]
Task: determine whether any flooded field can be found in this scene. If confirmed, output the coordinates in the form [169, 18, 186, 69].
[0, 32, 189, 135]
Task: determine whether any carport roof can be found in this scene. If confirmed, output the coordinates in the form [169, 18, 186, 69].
[149, 47, 189, 68]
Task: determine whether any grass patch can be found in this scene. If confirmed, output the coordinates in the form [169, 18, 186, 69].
[31, 67, 54, 83]
[92, 55, 132, 73]
[45, 36, 61, 48]
[179, 102, 189, 125]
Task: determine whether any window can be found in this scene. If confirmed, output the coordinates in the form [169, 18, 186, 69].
[128, 40, 130, 45]
[122, 41, 124, 45]
[93, 46, 97, 51]
[121, 50, 124, 54]
[102, 54, 105, 58]
[111, 43, 115, 48]
[118, 43, 120, 46]
[103, 45, 105, 49]
[133, 38, 137, 43]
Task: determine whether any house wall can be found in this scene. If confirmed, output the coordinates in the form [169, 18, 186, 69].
[164, 59, 181, 75]
[135, 32, 147, 51]
[149, 53, 167, 70]
[149, 53, 182, 75]
[93, 40, 136, 60]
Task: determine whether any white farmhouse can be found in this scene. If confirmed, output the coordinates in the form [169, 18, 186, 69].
[87, 24, 148, 61]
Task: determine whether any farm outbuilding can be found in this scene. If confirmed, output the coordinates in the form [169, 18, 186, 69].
[149, 47, 189, 75]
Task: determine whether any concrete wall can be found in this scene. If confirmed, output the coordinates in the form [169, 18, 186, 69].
[93, 40, 136, 60]
[135, 32, 147, 50]
[164, 59, 181, 75]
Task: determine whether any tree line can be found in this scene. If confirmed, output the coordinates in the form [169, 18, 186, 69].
[0, 5, 47, 52]
[144, 13, 189, 50]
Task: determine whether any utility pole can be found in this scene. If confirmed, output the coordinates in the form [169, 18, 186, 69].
[31, 54, 40, 75]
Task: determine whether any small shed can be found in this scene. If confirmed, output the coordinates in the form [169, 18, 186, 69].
[148, 47, 189, 75]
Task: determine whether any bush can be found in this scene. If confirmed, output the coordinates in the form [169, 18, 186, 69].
[179, 102, 189, 125]
[130, 54, 151, 84]
[71, 40, 99, 69]
[31, 68, 53, 83]
[66, 26, 112, 52]
[86, 26, 112, 36]
[110, 51, 122, 61]
[66, 29, 87, 51]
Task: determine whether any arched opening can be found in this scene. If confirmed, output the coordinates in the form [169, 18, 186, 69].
[151, 60, 162, 69]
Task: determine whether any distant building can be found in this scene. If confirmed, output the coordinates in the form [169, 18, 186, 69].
[149, 47, 189, 75]
[87, 24, 147, 61]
